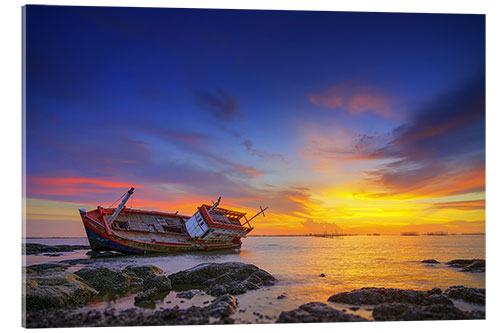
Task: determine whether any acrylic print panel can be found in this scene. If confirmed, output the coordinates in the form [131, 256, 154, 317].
[22, 4, 485, 328]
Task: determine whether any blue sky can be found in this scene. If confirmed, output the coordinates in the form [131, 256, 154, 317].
[24, 6, 485, 236]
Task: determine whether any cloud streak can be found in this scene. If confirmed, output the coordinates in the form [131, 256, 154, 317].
[309, 83, 394, 117]
[194, 87, 245, 121]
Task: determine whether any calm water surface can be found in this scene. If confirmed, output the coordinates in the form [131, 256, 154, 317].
[23, 235, 485, 322]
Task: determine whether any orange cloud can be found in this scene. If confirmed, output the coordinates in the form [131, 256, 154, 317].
[27, 176, 141, 196]
[309, 83, 393, 117]
[238, 167, 263, 178]
[430, 200, 485, 211]
[366, 167, 485, 200]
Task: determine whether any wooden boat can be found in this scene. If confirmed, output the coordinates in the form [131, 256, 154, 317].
[79, 188, 267, 254]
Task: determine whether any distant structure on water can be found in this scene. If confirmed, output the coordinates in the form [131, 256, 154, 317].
[423, 231, 448, 236]
[401, 232, 420, 236]
[312, 233, 357, 238]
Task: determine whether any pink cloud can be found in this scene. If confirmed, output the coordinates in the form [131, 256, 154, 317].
[27, 176, 141, 197]
[308, 83, 393, 117]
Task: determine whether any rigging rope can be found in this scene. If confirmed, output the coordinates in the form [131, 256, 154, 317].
[107, 192, 126, 208]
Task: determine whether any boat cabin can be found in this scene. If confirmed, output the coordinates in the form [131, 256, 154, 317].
[184, 204, 253, 243]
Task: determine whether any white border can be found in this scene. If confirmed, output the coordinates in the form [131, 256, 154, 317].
[2, 1, 498, 332]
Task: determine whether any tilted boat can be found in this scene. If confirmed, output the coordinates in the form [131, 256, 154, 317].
[79, 188, 267, 254]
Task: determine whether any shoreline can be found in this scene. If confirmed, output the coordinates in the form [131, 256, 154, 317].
[22, 247, 486, 328]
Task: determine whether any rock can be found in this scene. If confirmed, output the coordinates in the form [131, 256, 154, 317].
[205, 294, 238, 317]
[25, 293, 239, 327]
[23, 243, 90, 255]
[328, 287, 453, 306]
[462, 261, 485, 272]
[134, 288, 159, 303]
[23, 264, 97, 312]
[176, 289, 202, 299]
[445, 259, 485, 273]
[444, 286, 485, 305]
[372, 302, 485, 321]
[425, 294, 453, 305]
[319, 273, 326, 277]
[59, 259, 95, 266]
[206, 284, 227, 296]
[24, 263, 69, 274]
[74, 267, 139, 294]
[124, 265, 165, 280]
[426, 287, 443, 296]
[276, 302, 368, 323]
[421, 259, 440, 264]
[85, 250, 124, 258]
[168, 262, 275, 296]
[277, 294, 287, 300]
[143, 275, 172, 292]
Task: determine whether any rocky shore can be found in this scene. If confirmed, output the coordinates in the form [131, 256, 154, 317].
[23, 243, 91, 255]
[22, 256, 486, 327]
[420, 258, 485, 273]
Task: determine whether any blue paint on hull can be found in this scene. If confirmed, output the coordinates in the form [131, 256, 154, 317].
[84, 225, 150, 254]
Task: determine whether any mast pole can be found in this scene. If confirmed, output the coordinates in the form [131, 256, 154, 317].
[107, 187, 135, 225]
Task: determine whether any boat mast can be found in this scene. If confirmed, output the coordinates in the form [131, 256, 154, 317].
[242, 205, 268, 227]
[107, 187, 135, 225]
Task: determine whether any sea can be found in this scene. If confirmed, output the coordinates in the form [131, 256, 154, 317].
[22, 235, 485, 322]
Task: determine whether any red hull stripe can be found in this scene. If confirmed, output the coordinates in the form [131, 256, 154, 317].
[82, 216, 194, 248]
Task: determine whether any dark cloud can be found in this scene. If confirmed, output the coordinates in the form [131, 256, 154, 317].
[194, 88, 244, 121]
[242, 139, 288, 162]
[363, 75, 485, 197]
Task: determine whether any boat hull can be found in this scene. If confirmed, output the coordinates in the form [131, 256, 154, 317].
[81, 213, 241, 254]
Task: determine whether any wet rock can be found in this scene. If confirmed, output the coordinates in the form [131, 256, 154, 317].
[25, 293, 239, 327]
[124, 265, 165, 280]
[446, 259, 485, 273]
[328, 287, 453, 306]
[205, 294, 238, 317]
[206, 284, 227, 296]
[426, 294, 453, 305]
[445, 286, 485, 305]
[143, 275, 172, 292]
[372, 302, 485, 321]
[168, 262, 275, 296]
[23, 243, 90, 255]
[23, 264, 97, 312]
[74, 267, 139, 294]
[277, 294, 287, 299]
[276, 302, 368, 323]
[59, 259, 94, 265]
[134, 288, 158, 303]
[426, 287, 443, 296]
[85, 250, 124, 258]
[349, 306, 360, 311]
[176, 289, 202, 299]
[421, 259, 440, 264]
[24, 263, 69, 274]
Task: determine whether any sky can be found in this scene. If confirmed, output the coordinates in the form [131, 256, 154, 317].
[24, 5, 485, 237]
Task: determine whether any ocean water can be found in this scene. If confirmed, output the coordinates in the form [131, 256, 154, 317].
[23, 235, 485, 322]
